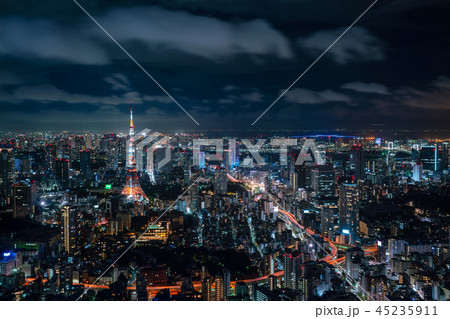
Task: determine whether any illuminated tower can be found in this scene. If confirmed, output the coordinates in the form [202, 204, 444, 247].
[122, 105, 149, 202]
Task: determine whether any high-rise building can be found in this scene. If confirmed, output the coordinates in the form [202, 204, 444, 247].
[268, 275, 278, 291]
[61, 205, 81, 255]
[80, 150, 91, 175]
[371, 277, 388, 301]
[262, 253, 275, 276]
[345, 247, 364, 280]
[223, 268, 231, 300]
[188, 183, 199, 214]
[349, 145, 365, 180]
[338, 183, 360, 235]
[45, 144, 57, 172]
[58, 264, 73, 293]
[442, 142, 449, 170]
[229, 140, 239, 168]
[214, 169, 228, 194]
[136, 273, 148, 301]
[321, 206, 337, 238]
[12, 182, 33, 218]
[283, 250, 302, 290]
[201, 276, 212, 301]
[122, 105, 149, 202]
[214, 275, 224, 301]
[294, 163, 309, 189]
[55, 158, 69, 188]
[420, 146, 439, 171]
[311, 165, 335, 197]
[199, 151, 206, 169]
[412, 162, 423, 182]
[235, 282, 250, 300]
[0, 146, 14, 203]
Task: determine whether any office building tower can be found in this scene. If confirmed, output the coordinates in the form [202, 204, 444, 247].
[59, 265, 73, 294]
[235, 282, 250, 300]
[229, 140, 239, 169]
[283, 250, 302, 290]
[311, 165, 335, 197]
[420, 146, 439, 171]
[0, 146, 14, 203]
[188, 183, 199, 214]
[338, 183, 360, 235]
[80, 150, 91, 175]
[45, 144, 57, 172]
[55, 158, 69, 188]
[201, 276, 212, 301]
[214, 275, 224, 301]
[199, 151, 206, 169]
[349, 144, 365, 180]
[371, 277, 388, 301]
[61, 205, 81, 255]
[12, 182, 33, 218]
[268, 275, 278, 291]
[345, 247, 364, 280]
[321, 206, 336, 238]
[442, 142, 449, 170]
[223, 268, 231, 300]
[294, 163, 309, 189]
[262, 253, 275, 276]
[214, 169, 228, 194]
[136, 273, 148, 301]
[412, 162, 423, 182]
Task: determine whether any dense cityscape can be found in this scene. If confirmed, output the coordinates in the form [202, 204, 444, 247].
[0, 107, 449, 301]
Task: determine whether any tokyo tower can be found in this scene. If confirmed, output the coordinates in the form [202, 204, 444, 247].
[121, 104, 149, 202]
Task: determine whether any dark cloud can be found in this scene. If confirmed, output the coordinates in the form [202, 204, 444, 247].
[398, 77, 450, 110]
[283, 88, 351, 104]
[0, 83, 171, 105]
[341, 82, 388, 94]
[0, 17, 109, 65]
[298, 27, 385, 64]
[98, 6, 292, 61]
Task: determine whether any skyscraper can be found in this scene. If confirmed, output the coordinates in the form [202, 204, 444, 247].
[311, 165, 335, 197]
[136, 273, 148, 301]
[339, 183, 360, 236]
[12, 182, 33, 218]
[412, 162, 423, 182]
[268, 275, 278, 291]
[80, 150, 91, 175]
[321, 206, 336, 238]
[188, 183, 199, 214]
[214, 275, 224, 301]
[0, 146, 14, 203]
[121, 106, 149, 202]
[55, 158, 69, 188]
[223, 268, 231, 300]
[283, 250, 302, 290]
[214, 169, 228, 194]
[201, 276, 212, 301]
[420, 146, 439, 171]
[61, 205, 81, 255]
[349, 144, 365, 180]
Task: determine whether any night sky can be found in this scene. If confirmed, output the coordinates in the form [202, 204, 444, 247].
[1, 0, 450, 132]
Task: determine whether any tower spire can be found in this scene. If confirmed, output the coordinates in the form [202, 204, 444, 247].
[129, 101, 134, 137]
[122, 101, 149, 202]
